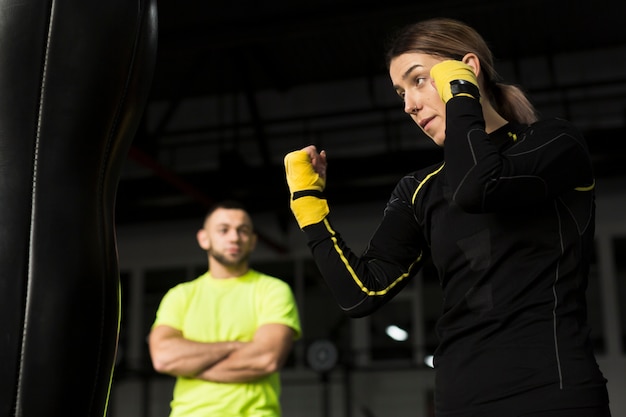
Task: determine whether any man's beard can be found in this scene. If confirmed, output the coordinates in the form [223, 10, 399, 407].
[210, 250, 249, 269]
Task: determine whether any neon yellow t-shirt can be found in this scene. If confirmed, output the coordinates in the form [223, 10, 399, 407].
[152, 269, 302, 417]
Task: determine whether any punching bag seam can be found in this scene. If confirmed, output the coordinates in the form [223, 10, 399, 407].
[16, 2, 55, 416]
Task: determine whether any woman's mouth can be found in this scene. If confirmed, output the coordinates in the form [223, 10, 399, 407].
[419, 116, 434, 131]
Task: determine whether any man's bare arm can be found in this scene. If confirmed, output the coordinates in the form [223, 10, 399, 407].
[148, 325, 244, 377]
[198, 323, 295, 383]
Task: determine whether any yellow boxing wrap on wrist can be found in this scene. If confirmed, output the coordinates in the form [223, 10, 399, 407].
[430, 60, 479, 103]
[290, 196, 329, 228]
[284, 150, 329, 228]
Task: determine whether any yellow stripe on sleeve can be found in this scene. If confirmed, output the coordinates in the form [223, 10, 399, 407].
[322, 219, 422, 296]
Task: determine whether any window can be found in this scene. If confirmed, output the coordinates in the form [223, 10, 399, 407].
[587, 246, 605, 353]
[613, 237, 626, 352]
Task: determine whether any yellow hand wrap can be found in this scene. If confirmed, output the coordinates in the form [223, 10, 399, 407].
[284, 150, 329, 228]
[430, 60, 480, 103]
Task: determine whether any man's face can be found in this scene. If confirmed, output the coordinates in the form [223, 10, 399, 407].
[197, 208, 257, 267]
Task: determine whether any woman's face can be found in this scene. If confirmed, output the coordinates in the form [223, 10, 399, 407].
[389, 52, 447, 146]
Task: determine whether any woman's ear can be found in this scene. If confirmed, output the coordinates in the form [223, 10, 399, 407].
[197, 229, 210, 250]
[462, 53, 481, 78]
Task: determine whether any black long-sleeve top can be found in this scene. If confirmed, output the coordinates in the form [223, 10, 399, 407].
[302, 97, 610, 416]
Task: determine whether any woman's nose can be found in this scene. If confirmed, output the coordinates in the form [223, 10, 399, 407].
[404, 94, 419, 114]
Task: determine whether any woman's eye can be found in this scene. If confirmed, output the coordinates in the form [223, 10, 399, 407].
[415, 77, 426, 86]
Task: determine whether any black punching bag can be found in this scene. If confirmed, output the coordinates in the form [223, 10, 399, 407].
[0, 1, 157, 416]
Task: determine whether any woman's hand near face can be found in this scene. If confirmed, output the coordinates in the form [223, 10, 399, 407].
[430, 59, 479, 103]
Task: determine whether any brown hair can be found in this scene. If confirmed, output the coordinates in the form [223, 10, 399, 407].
[202, 199, 252, 227]
[385, 17, 538, 124]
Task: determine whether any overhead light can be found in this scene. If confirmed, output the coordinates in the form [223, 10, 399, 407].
[424, 355, 434, 368]
[385, 324, 408, 341]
